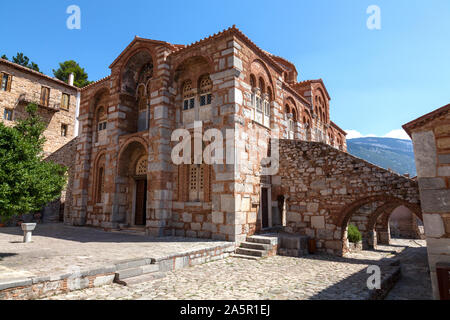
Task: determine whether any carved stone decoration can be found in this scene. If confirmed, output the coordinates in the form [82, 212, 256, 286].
[135, 156, 148, 176]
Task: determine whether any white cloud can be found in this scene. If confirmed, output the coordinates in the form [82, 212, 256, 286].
[345, 130, 376, 139]
[383, 129, 411, 140]
[345, 129, 411, 140]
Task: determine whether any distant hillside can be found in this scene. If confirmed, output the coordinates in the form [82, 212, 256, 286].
[347, 137, 416, 177]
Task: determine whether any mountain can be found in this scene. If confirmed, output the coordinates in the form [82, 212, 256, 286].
[347, 137, 416, 177]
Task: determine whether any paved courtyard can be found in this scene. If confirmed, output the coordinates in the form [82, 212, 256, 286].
[43, 240, 429, 300]
[0, 224, 231, 281]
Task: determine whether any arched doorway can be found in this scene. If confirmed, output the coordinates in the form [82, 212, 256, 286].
[339, 195, 422, 255]
[117, 139, 149, 227]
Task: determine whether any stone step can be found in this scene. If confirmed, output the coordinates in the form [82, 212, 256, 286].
[236, 247, 267, 257]
[120, 272, 166, 286]
[115, 264, 159, 281]
[247, 234, 278, 246]
[230, 254, 260, 261]
[240, 241, 270, 251]
[115, 258, 154, 271]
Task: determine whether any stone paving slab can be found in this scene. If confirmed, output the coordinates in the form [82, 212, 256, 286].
[43, 241, 418, 300]
[0, 224, 232, 284]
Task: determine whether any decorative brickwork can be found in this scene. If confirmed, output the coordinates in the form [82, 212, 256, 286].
[67, 26, 349, 243]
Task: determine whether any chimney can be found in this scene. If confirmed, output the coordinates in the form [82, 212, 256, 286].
[68, 73, 74, 86]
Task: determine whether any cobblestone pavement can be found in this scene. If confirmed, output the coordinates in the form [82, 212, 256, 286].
[0, 224, 230, 281]
[385, 239, 432, 300]
[43, 241, 418, 300]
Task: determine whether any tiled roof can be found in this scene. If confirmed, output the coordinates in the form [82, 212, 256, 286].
[294, 79, 331, 100]
[330, 121, 347, 136]
[109, 37, 180, 69]
[0, 58, 79, 91]
[403, 103, 450, 136]
[80, 75, 111, 91]
[169, 25, 285, 74]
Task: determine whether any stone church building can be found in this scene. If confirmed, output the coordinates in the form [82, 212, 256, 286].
[68, 26, 346, 241]
[67, 26, 421, 255]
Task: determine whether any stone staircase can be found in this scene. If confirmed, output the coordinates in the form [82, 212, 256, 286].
[233, 234, 279, 260]
[113, 259, 165, 286]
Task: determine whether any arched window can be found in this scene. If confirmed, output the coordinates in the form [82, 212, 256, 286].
[96, 167, 104, 203]
[95, 154, 106, 204]
[137, 85, 146, 111]
[199, 75, 212, 106]
[182, 80, 195, 111]
[136, 84, 148, 132]
[96, 107, 107, 143]
[249, 74, 271, 127]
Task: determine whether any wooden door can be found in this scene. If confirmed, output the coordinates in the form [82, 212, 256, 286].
[261, 188, 269, 229]
[135, 180, 147, 226]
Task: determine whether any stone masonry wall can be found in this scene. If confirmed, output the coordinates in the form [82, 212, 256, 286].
[274, 140, 421, 255]
[405, 106, 450, 299]
[0, 60, 78, 156]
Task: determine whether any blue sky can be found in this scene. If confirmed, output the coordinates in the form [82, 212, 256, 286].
[2, 0, 449, 139]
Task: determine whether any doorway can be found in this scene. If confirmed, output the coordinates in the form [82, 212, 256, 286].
[135, 179, 147, 226]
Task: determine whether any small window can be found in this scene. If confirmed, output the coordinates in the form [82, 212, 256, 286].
[264, 100, 270, 116]
[40, 87, 50, 106]
[0, 73, 12, 92]
[3, 109, 13, 121]
[256, 97, 262, 112]
[61, 124, 68, 137]
[200, 93, 212, 107]
[61, 93, 70, 110]
[98, 121, 107, 131]
[184, 98, 195, 110]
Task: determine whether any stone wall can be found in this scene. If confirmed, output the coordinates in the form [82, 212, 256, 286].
[44, 138, 78, 223]
[0, 59, 78, 156]
[273, 140, 421, 255]
[404, 104, 450, 300]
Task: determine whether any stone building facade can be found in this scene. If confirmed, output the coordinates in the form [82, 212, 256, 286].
[0, 58, 79, 223]
[403, 103, 450, 300]
[67, 26, 348, 242]
[0, 58, 79, 156]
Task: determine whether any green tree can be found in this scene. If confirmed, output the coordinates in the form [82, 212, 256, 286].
[53, 60, 91, 88]
[1, 54, 8, 60]
[0, 104, 67, 218]
[11, 52, 41, 72]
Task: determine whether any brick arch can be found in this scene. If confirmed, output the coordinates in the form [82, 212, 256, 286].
[92, 150, 108, 203]
[370, 202, 423, 232]
[88, 87, 110, 115]
[117, 137, 149, 176]
[338, 194, 420, 236]
[119, 48, 155, 96]
[172, 55, 215, 85]
[250, 58, 275, 98]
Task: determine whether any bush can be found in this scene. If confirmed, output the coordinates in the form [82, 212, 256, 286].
[348, 224, 362, 243]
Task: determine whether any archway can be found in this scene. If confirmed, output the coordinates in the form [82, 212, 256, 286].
[339, 195, 422, 255]
[120, 50, 153, 133]
[116, 139, 149, 227]
[368, 202, 423, 247]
